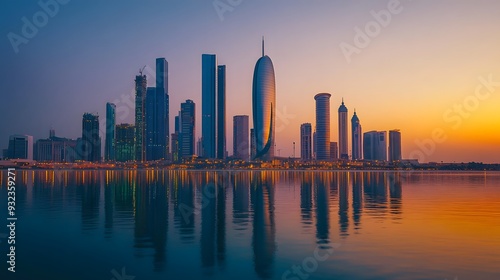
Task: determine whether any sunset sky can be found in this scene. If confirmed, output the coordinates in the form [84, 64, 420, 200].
[1, 0, 499, 162]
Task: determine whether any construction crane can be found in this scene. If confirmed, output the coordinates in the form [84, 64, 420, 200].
[139, 65, 146, 76]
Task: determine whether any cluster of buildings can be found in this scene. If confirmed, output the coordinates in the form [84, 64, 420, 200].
[300, 93, 402, 162]
[3, 39, 401, 165]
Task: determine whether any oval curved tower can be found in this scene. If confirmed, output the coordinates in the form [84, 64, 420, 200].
[252, 39, 276, 161]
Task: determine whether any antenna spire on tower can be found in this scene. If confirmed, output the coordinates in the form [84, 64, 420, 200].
[262, 36, 265, 57]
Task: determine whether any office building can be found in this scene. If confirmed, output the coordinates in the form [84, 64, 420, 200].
[250, 128, 256, 160]
[202, 54, 217, 159]
[105, 102, 116, 161]
[252, 39, 276, 161]
[156, 58, 169, 160]
[135, 73, 147, 161]
[180, 100, 196, 158]
[300, 123, 312, 161]
[115, 124, 135, 162]
[81, 113, 101, 162]
[314, 93, 331, 161]
[233, 115, 249, 160]
[330, 142, 338, 160]
[7, 134, 33, 160]
[217, 65, 226, 159]
[363, 131, 387, 161]
[351, 110, 362, 160]
[338, 99, 348, 159]
[389, 129, 402, 162]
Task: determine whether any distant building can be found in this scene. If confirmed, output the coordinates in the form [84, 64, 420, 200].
[105, 102, 116, 161]
[171, 132, 179, 162]
[7, 135, 33, 160]
[34, 130, 78, 162]
[197, 138, 203, 157]
[338, 99, 348, 159]
[389, 129, 402, 162]
[135, 73, 147, 162]
[330, 142, 338, 160]
[156, 57, 169, 160]
[233, 115, 249, 160]
[315, 93, 331, 161]
[202, 54, 217, 159]
[115, 124, 135, 162]
[82, 113, 101, 162]
[250, 128, 256, 160]
[363, 131, 387, 161]
[313, 130, 317, 159]
[180, 100, 196, 158]
[351, 110, 362, 160]
[217, 65, 226, 159]
[300, 123, 312, 161]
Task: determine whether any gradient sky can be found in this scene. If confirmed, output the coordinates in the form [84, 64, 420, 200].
[1, 0, 499, 163]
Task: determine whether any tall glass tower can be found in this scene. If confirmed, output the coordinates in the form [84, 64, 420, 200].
[338, 99, 348, 159]
[351, 110, 362, 160]
[314, 93, 331, 161]
[217, 65, 226, 159]
[135, 73, 147, 161]
[252, 39, 276, 161]
[105, 102, 116, 161]
[202, 54, 217, 159]
[156, 58, 169, 160]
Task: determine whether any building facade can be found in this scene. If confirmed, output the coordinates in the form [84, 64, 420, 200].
[338, 99, 348, 159]
[7, 135, 33, 160]
[115, 124, 135, 162]
[363, 131, 387, 161]
[202, 54, 217, 159]
[351, 110, 362, 160]
[82, 113, 101, 162]
[330, 142, 338, 160]
[217, 65, 226, 159]
[233, 115, 249, 160]
[135, 73, 147, 161]
[105, 102, 116, 161]
[300, 123, 312, 161]
[314, 93, 331, 161]
[180, 100, 196, 158]
[389, 129, 402, 162]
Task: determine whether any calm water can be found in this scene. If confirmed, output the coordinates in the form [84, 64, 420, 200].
[1, 170, 499, 280]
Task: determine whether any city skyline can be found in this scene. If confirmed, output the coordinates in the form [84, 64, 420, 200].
[2, 1, 500, 162]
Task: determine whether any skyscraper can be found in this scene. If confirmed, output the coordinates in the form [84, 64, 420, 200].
[202, 54, 217, 159]
[389, 129, 402, 162]
[252, 39, 276, 161]
[314, 93, 331, 161]
[250, 128, 256, 160]
[145, 86, 157, 160]
[156, 58, 169, 159]
[300, 123, 312, 161]
[338, 99, 348, 160]
[180, 100, 196, 158]
[171, 114, 180, 162]
[82, 113, 101, 162]
[363, 131, 387, 161]
[8, 135, 33, 160]
[217, 65, 226, 159]
[105, 102, 116, 161]
[233, 115, 249, 160]
[351, 110, 362, 160]
[115, 124, 135, 162]
[135, 73, 147, 161]
[330, 142, 338, 160]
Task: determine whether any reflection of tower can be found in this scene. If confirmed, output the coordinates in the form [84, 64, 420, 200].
[352, 172, 363, 230]
[233, 173, 250, 229]
[134, 170, 168, 271]
[201, 175, 217, 270]
[314, 173, 330, 247]
[173, 172, 195, 242]
[78, 171, 101, 231]
[216, 175, 226, 266]
[338, 172, 349, 237]
[389, 172, 402, 218]
[300, 173, 313, 227]
[251, 172, 276, 278]
[363, 172, 388, 217]
[104, 170, 115, 237]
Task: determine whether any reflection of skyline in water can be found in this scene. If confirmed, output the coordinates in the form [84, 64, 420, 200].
[5, 170, 405, 278]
